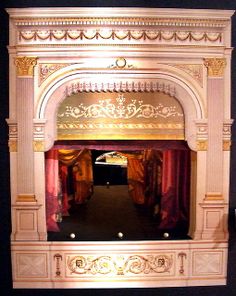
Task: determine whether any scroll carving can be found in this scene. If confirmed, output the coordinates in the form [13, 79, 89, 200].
[67, 254, 173, 276]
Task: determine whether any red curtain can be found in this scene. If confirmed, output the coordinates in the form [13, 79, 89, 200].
[72, 149, 93, 204]
[158, 149, 190, 230]
[45, 149, 60, 232]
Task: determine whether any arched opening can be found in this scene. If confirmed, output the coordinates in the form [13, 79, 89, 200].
[45, 89, 194, 241]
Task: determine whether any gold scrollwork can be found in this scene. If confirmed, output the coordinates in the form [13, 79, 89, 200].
[204, 58, 226, 77]
[15, 56, 37, 77]
[67, 254, 173, 276]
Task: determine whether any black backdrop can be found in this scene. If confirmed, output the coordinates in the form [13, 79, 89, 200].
[0, 1, 236, 295]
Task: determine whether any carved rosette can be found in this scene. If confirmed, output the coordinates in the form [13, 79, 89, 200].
[195, 120, 208, 151]
[15, 56, 37, 77]
[204, 58, 226, 77]
[6, 119, 18, 152]
[33, 119, 47, 152]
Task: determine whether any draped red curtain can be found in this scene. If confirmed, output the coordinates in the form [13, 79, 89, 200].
[46, 144, 190, 233]
[127, 155, 146, 204]
[45, 149, 61, 232]
[158, 149, 190, 230]
[46, 148, 94, 231]
[72, 149, 93, 204]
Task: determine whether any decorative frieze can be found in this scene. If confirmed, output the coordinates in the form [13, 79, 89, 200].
[15, 56, 37, 77]
[66, 254, 174, 276]
[204, 58, 226, 77]
[19, 29, 222, 45]
[58, 94, 183, 120]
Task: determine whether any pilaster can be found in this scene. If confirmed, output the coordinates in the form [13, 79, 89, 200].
[200, 58, 228, 240]
[13, 56, 42, 240]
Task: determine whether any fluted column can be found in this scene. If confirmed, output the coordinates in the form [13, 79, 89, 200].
[12, 56, 42, 241]
[204, 58, 226, 200]
[200, 58, 228, 240]
[15, 56, 37, 201]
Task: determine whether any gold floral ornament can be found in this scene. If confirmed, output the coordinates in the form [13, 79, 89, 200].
[15, 56, 38, 77]
[204, 58, 226, 77]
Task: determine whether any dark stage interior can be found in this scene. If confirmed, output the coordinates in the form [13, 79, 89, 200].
[48, 149, 190, 241]
[48, 185, 190, 241]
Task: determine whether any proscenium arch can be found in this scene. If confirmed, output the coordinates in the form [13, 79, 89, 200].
[36, 70, 205, 151]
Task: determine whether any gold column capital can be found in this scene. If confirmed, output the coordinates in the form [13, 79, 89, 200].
[15, 56, 38, 77]
[33, 140, 45, 152]
[8, 140, 17, 152]
[197, 140, 208, 151]
[203, 58, 226, 77]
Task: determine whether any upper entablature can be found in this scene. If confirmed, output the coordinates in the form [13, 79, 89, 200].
[6, 7, 235, 48]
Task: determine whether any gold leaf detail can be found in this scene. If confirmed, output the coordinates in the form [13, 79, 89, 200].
[204, 58, 226, 77]
[15, 56, 37, 77]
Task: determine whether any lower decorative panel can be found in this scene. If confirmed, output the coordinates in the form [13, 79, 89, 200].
[11, 240, 227, 288]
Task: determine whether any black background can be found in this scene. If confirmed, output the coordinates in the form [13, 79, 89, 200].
[1, 1, 236, 295]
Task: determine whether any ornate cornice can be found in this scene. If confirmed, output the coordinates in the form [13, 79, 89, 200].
[13, 15, 230, 28]
[204, 58, 227, 77]
[15, 56, 38, 77]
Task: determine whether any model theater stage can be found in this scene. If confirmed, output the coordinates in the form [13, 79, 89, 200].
[7, 7, 234, 288]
